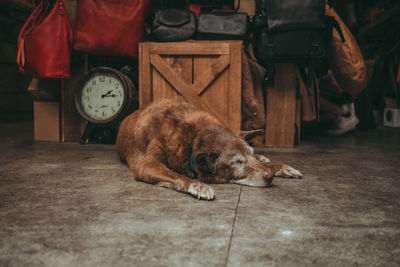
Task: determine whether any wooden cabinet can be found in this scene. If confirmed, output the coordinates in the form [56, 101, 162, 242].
[139, 41, 242, 131]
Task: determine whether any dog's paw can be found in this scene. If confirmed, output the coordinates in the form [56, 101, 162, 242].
[255, 154, 271, 164]
[275, 164, 303, 179]
[188, 182, 215, 200]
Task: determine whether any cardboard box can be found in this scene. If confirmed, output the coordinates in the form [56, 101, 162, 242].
[34, 101, 60, 141]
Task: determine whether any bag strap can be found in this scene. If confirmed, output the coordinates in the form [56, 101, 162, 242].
[332, 18, 345, 42]
[17, 38, 25, 67]
[298, 65, 315, 96]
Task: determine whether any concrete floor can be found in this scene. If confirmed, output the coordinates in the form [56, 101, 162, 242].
[0, 121, 399, 267]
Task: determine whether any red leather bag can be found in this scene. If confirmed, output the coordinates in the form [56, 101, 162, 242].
[73, 0, 151, 59]
[17, 0, 73, 79]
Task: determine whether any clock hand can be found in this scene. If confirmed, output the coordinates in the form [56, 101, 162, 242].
[103, 94, 117, 98]
[101, 90, 113, 98]
[100, 105, 108, 108]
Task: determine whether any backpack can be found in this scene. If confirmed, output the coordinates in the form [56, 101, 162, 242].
[251, 0, 344, 92]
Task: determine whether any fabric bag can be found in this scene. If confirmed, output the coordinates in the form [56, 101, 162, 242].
[197, 10, 248, 40]
[17, 0, 73, 79]
[326, 4, 367, 95]
[152, 8, 196, 42]
[73, 0, 151, 59]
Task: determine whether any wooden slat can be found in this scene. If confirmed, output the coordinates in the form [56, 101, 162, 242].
[1, 0, 34, 11]
[297, 68, 317, 122]
[150, 42, 231, 55]
[150, 54, 226, 125]
[0, 41, 17, 64]
[193, 55, 230, 123]
[265, 64, 297, 147]
[153, 56, 192, 103]
[61, 59, 86, 142]
[295, 99, 301, 145]
[0, 93, 18, 112]
[139, 43, 152, 109]
[193, 55, 230, 95]
[228, 42, 242, 131]
[0, 65, 17, 93]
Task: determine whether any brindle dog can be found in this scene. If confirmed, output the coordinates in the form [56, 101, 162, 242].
[116, 101, 302, 200]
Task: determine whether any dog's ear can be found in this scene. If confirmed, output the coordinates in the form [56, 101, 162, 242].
[237, 129, 265, 142]
[196, 152, 219, 175]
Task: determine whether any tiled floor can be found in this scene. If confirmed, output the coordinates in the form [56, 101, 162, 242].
[1, 121, 399, 266]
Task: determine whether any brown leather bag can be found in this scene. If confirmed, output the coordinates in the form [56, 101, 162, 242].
[326, 4, 367, 95]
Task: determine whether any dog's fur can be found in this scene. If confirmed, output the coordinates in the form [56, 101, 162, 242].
[116, 101, 302, 200]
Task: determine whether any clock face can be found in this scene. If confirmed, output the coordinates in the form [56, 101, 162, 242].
[80, 73, 125, 121]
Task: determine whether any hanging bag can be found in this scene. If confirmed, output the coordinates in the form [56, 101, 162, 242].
[197, 0, 249, 40]
[17, 0, 73, 79]
[251, 0, 344, 93]
[252, 0, 339, 64]
[326, 4, 367, 95]
[151, 8, 196, 42]
[73, 0, 151, 59]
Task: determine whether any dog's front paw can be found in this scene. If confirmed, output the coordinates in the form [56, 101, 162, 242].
[275, 164, 303, 179]
[255, 154, 271, 164]
[188, 182, 215, 200]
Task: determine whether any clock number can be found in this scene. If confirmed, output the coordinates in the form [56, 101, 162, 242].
[102, 111, 106, 117]
[92, 80, 96, 86]
[86, 87, 91, 93]
[99, 76, 105, 83]
[117, 100, 121, 106]
[85, 96, 89, 101]
[116, 83, 119, 89]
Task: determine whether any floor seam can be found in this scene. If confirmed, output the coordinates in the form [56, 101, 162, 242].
[224, 185, 242, 267]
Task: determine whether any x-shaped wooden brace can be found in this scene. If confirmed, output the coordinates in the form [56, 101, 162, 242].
[150, 54, 230, 126]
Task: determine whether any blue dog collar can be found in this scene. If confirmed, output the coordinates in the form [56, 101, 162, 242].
[190, 152, 198, 179]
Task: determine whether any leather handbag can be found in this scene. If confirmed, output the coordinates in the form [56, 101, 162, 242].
[152, 8, 196, 42]
[73, 0, 151, 59]
[196, 0, 248, 41]
[17, 0, 73, 79]
[197, 10, 248, 40]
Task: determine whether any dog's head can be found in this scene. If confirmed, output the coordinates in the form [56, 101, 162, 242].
[192, 128, 273, 187]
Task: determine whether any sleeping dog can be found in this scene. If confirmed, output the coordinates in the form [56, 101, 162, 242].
[116, 100, 302, 200]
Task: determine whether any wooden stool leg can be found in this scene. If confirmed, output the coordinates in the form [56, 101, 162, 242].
[265, 64, 297, 147]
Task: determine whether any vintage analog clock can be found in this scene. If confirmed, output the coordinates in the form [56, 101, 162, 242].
[75, 67, 135, 144]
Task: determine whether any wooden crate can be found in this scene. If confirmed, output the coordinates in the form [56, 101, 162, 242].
[139, 41, 242, 131]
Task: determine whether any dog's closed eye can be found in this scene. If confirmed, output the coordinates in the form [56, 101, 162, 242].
[229, 157, 245, 167]
[232, 159, 244, 165]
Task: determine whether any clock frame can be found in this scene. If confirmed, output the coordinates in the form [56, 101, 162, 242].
[75, 67, 133, 125]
